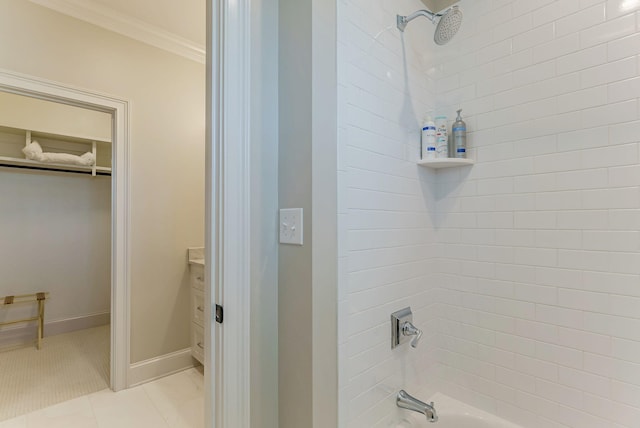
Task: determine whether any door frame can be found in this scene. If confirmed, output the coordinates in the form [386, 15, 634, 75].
[205, 0, 253, 426]
[0, 68, 131, 392]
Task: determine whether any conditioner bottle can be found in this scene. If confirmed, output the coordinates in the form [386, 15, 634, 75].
[452, 109, 467, 158]
[435, 115, 448, 158]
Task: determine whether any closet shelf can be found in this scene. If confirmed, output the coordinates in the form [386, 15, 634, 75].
[0, 125, 112, 177]
[0, 156, 112, 175]
[417, 158, 474, 169]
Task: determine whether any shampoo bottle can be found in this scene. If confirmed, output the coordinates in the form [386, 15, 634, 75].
[435, 115, 448, 158]
[422, 115, 436, 159]
[452, 109, 467, 158]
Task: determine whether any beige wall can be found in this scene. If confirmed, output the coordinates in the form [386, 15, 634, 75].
[0, 0, 205, 363]
[279, 0, 338, 425]
[0, 91, 111, 142]
[311, 0, 338, 426]
[278, 0, 313, 424]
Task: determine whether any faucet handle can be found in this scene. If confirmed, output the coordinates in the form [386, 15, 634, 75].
[411, 327, 423, 348]
[401, 321, 423, 348]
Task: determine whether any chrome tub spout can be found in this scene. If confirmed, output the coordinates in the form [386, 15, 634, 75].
[397, 390, 438, 423]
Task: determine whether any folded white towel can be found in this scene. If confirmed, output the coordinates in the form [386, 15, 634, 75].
[22, 141, 96, 166]
[22, 141, 44, 161]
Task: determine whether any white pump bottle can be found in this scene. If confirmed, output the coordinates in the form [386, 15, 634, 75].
[421, 115, 436, 159]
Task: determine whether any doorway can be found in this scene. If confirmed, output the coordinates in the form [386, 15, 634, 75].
[0, 70, 131, 420]
[0, 90, 112, 419]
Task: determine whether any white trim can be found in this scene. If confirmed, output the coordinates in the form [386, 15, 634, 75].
[0, 312, 109, 350]
[0, 69, 131, 392]
[221, 0, 251, 426]
[128, 348, 196, 387]
[44, 312, 111, 338]
[205, 0, 221, 427]
[28, 0, 206, 64]
[205, 0, 252, 426]
[110, 76, 132, 393]
[46, 312, 110, 335]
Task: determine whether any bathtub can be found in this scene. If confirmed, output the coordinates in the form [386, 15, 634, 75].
[395, 393, 522, 428]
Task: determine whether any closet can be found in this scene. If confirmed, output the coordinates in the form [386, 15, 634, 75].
[0, 91, 112, 421]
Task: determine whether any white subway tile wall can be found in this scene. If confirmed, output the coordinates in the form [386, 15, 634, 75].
[337, 0, 440, 426]
[339, 0, 640, 427]
[431, 0, 640, 427]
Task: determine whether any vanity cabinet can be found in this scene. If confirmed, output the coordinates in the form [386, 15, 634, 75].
[188, 248, 205, 365]
[190, 263, 205, 365]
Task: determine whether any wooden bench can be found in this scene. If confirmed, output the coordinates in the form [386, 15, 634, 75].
[0, 292, 49, 349]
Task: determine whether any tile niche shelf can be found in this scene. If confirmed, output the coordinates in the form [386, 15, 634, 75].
[417, 158, 474, 169]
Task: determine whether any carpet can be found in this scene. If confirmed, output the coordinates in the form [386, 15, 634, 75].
[0, 325, 109, 421]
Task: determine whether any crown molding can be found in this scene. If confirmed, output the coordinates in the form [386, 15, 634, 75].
[29, 0, 205, 64]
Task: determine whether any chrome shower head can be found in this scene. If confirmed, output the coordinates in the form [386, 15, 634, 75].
[434, 6, 463, 45]
[396, 5, 463, 45]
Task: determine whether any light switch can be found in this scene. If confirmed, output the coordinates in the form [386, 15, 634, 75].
[279, 208, 303, 245]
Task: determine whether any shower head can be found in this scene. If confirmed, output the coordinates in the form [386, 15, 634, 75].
[434, 6, 463, 45]
[396, 5, 463, 45]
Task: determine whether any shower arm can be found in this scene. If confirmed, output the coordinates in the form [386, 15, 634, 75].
[397, 10, 442, 32]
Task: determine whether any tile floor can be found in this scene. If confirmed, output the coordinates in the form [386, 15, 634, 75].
[0, 367, 204, 428]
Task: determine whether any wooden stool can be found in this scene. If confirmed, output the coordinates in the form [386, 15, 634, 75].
[0, 292, 49, 349]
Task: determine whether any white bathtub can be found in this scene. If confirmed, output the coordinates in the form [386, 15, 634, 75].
[395, 393, 522, 428]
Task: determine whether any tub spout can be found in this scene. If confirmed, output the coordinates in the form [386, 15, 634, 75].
[397, 390, 438, 423]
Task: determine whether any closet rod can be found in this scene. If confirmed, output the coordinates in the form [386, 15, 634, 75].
[0, 163, 111, 176]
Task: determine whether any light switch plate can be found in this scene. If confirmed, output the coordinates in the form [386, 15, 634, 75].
[279, 208, 303, 245]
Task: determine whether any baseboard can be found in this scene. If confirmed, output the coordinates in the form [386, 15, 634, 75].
[47, 312, 110, 336]
[0, 312, 110, 350]
[128, 348, 197, 387]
